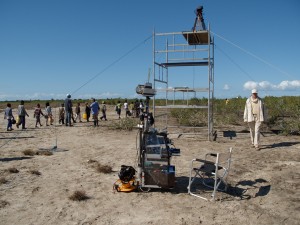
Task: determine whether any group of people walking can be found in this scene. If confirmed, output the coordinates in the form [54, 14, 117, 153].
[115, 99, 146, 119]
[3, 95, 148, 131]
[59, 94, 108, 127]
[3, 100, 54, 131]
[3, 94, 110, 130]
[4, 90, 265, 151]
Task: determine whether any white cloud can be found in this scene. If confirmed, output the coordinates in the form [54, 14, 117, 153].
[243, 80, 300, 91]
[243, 81, 257, 90]
[277, 80, 300, 90]
[223, 84, 230, 90]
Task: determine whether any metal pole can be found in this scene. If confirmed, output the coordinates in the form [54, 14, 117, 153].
[208, 24, 211, 141]
[211, 34, 215, 141]
[166, 38, 169, 128]
[152, 29, 156, 119]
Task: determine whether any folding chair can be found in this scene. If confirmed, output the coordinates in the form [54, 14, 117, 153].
[187, 147, 232, 201]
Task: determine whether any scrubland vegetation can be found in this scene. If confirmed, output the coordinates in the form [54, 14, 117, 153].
[1, 96, 299, 134]
[170, 96, 300, 135]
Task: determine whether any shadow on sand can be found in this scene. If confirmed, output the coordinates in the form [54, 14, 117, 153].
[0, 136, 35, 140]
[0, 156, 33, 162]
[170, 176, 271, 201]
[262, 141, 300, 150]
[227, 178, 271, 200]
[38, 147, 69, 152]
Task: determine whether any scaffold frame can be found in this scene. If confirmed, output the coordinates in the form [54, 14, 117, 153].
[152, 26, 214, 141]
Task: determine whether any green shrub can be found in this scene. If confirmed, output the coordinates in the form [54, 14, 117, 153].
[111, 118, 137, 131]
[169, 96, 300, 134]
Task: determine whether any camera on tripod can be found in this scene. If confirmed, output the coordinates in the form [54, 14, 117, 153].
[136, 82, 156, 97]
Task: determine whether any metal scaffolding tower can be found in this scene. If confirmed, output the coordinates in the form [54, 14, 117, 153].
[152, 25, 214, 141]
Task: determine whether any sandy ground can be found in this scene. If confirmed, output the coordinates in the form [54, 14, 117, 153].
[0, 107, 299, 225]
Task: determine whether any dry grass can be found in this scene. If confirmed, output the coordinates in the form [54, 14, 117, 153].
[29, 170, 41, 176]
[7, 167, 19, 173]
[87, 159, 113, 174]
[24, 149, 54, 157]
[110, 118, 136, 131]
[32, 187, 40, 193]
[87, 159, 98, 164]
[69, 190, 89, 201]
[0, 200, 10, 208]
[36, 151, 53, 156]
[96, 164, 113, 174]
[23, 149, 36, 156]
[0, 177, 7, 184]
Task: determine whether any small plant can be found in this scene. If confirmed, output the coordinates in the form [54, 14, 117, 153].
[69, 190, 89, 201]
[87, 159, 98, 164]
[0, 177, 7, 184]
[29, 170, 41, 176]
[96, 164, 113, 174]
[0, 200, 10, 208]
[171, 109, 207, 127]
[111, 118, 136, 131]
[7, 167, 19, 173]
[36, 150, 53, 156]
[88, 160, 113, 174]
[23, 149, 36, 156]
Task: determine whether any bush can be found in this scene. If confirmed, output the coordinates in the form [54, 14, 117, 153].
[111, 118, 136, 131]
[170, 109, 207, 127]
[0, 177, 7, 184]
[7, 167, 19, 173]
[169, 96, 300, 134]
[69, 190, 89, 201]
[23, 149, 36, 156]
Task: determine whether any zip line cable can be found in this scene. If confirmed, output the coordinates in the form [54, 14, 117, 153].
[71, 34, 153, 96]
[215, 44, 256, 82]
[211, 31, 296, 80]
[215, 44, 270, 96]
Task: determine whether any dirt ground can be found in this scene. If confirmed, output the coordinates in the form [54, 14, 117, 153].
[0, 107, 299, 225]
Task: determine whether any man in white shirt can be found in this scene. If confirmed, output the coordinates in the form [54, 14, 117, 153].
[243, 89, 265, 150]
[124, 100, 130, 118]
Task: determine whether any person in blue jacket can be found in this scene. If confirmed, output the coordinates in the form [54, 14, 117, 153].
[90, 98, 100, 127]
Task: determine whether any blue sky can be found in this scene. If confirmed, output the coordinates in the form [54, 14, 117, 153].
[0, 0, 299, 101]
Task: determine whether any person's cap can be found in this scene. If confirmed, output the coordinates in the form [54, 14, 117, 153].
[66, 94, 71, 98]
[251, 89, 258, 94]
